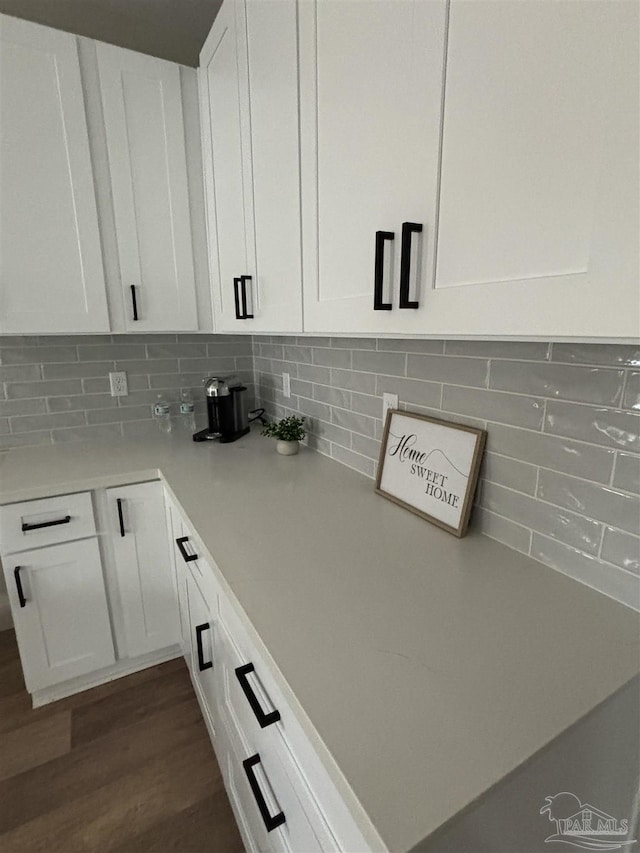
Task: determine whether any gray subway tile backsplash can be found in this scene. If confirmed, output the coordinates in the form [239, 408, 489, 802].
[544, 400, 640, 452]
[407, 353, 489, 387]
[2, 332, 638, 611]
[0, 334, 254, 451]
[441, 385, 544, 430]
[255, 336, 639, 610]
[490, 360, 625, 406]
[613, 453, 640, 495]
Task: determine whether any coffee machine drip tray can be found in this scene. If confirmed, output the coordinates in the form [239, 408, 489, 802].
[193, 425, 250, 443]
[193, 428, 221, 442]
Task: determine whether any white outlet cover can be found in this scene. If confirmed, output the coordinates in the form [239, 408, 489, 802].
[283, 372, 291, 398]
[382, 392, 398, 421]
[109, 371, 128, 397]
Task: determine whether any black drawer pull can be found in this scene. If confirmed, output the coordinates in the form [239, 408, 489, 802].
[242, 754, 285, 832]
[233, 277, 242, 320]
[116, 498, 125, 538]
[21, 515, 71, 533]
[399, 221, 422, 309]
[14, 566, 26, 608]
[130, 284, 139, 321]
[374, 230, 394, 310]
[240, 275, 254, 319]
[195, 623, 213, 671]
[235, 663, 281, 728]
[176, 536, 197, 563]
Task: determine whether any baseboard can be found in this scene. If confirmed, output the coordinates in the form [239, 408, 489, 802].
[31, 644, 183, 708]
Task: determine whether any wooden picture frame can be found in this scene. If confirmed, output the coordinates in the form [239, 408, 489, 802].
[375, 410, 486, 538]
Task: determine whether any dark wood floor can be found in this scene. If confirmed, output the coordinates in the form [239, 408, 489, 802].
[0, 629, 244, 853]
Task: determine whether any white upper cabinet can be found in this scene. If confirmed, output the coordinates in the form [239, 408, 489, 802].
[0, 15, 110, 334]
[428, 0, 639, 339]
[96, 44, 200, 331]
[299, 0, 448, 335]
[299, 0, 638, 340]
[200, 0, 302, 333]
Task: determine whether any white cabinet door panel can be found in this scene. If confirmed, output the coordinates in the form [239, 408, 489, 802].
[200, 1, 250, 331]
[107, 482, 180, 658]
[429, 0, 639, 339]
[97, 44, 198, 331]
[186, 568, 217, 732]
[299, 0, 447, 334]
[0, 15, 109, 333]
[200, 0, 302, 333]
[3, 539, 115, 692]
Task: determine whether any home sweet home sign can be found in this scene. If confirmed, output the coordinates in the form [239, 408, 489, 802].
[375, 410, 486, 537]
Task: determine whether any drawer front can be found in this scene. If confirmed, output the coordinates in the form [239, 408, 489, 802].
[217, 610, 337, 851]
[173, 518, 220, 611]
[220, 683, 324, 853]
[0, 492, 96, 553]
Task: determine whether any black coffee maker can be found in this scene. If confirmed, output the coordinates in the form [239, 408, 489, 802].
[193, 376, 250, 443]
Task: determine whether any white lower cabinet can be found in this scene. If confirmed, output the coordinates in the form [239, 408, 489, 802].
[0, 482, 181, 702]
[106, 482, 180, 658]
[2, 539, 115, 692]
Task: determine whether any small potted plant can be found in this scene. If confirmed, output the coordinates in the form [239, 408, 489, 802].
[261, 415, 306, 456]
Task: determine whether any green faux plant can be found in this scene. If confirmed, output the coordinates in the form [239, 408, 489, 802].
[261, 415, 306, 442]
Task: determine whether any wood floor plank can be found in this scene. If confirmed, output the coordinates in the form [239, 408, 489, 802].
[0, 696, 207, 834]
[0, 629, 19, 667]
[0, 657, 184, 735]
[0, 710, 71, 782]
[0, 640, 243, 852]
[71, 664, 193, 747]
[112, 791, 244, 853]
[0, 735, 225, 852]
[0, 654, 26, 700]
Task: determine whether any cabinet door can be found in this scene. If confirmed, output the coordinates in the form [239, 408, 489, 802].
[3, 539, 115, 692]
[299, 0, 447, 334]
[186, 569, 217, 734]
[107, 482, 180, 658]
[97, 44, 199, 331]
[429, 0, 639, 339]
[200, 0, 302, 333]
[0, 15, 110, 334]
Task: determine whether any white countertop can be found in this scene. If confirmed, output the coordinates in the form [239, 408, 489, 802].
[1, 431, 638, 852]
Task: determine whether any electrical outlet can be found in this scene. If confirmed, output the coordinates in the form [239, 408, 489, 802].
[283, 372, 291, 398]
[109, 371, 128, 397]
[382, 392, 398, 421]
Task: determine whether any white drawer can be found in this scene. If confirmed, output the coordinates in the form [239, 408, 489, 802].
[220, 685, 326, 853]
[173, 518, 220, 611]
[0, 492, 96, 553]
[217, 603, 338, 852]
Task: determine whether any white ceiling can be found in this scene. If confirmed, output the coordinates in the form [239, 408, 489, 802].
[0, 0, 223, 66]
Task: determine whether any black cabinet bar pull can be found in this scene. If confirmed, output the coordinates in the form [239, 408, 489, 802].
[399, 222, 422, 309]
[240, 276, 254, 319]
[176, 536, 198, 563]
[130, 284, 139, 321]
[116, 498, 125, 538]
[235, 663, 281, 728]
[21, 515, 71, 533]
[233, 277, 242, 320]
[374, 231, 394, 310]
[242, 754, 286, 832]
[14, 566, 26, 608]
[195, 623, 213, 671]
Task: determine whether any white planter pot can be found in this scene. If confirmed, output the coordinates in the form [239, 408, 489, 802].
[276, 440, 299, 456]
